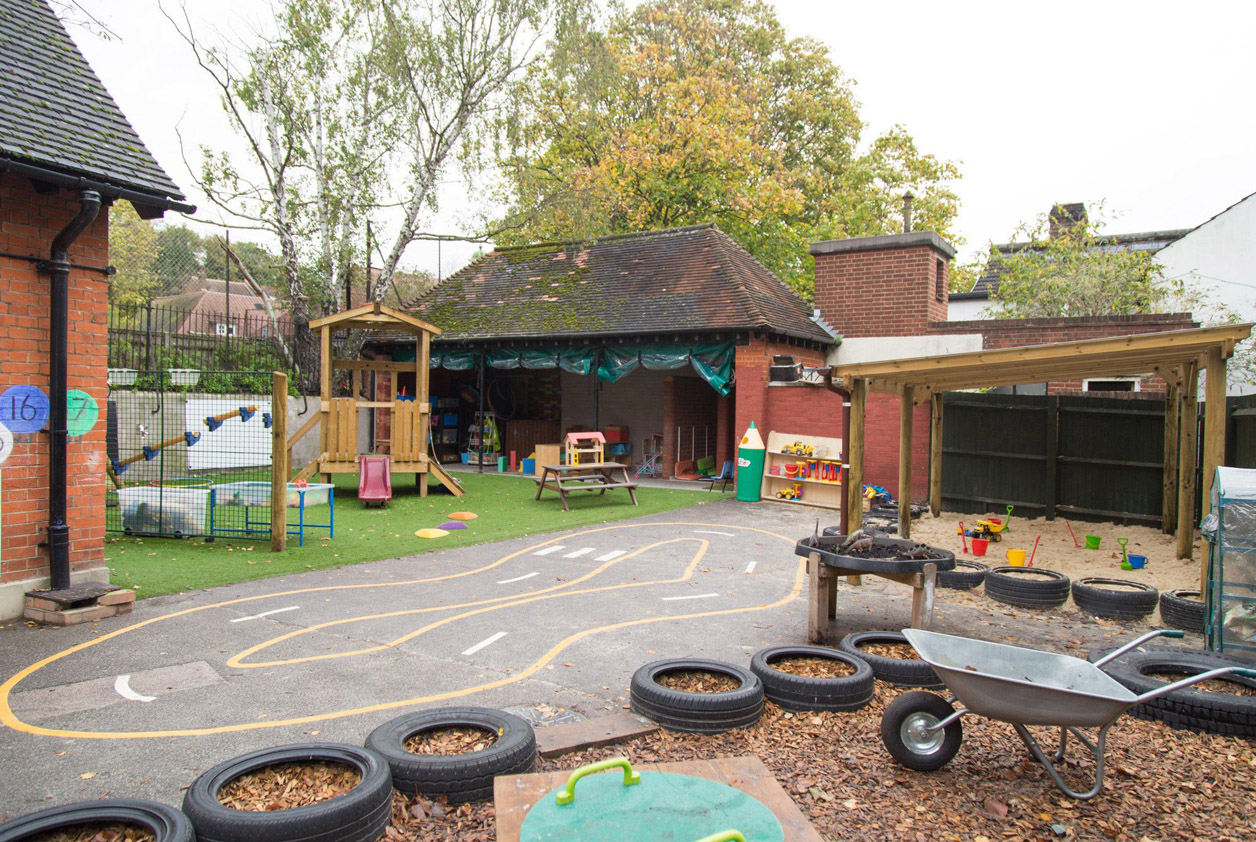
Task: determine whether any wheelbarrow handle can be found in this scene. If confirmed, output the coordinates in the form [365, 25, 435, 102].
[1092, 629, 1183, 668]
[555, 757, 640, 805]
[691, 832, 746, 842]
[1133, 666, 1256, 705]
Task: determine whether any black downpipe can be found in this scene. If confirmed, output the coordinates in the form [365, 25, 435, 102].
[47, 190, 101, 590]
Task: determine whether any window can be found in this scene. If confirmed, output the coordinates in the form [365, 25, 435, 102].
[1083, 377, 1140, 393]
[214, 323, 238, 337]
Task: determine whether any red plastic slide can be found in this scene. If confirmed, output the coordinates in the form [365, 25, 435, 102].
[358, 454, 392, 507]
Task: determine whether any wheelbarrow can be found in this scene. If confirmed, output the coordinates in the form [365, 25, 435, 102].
[879, 628, 1256, 799]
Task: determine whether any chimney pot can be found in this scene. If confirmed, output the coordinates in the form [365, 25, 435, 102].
[902, 192, 915, 233]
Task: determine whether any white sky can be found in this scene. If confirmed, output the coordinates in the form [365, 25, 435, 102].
[72, 0, 1256, 274]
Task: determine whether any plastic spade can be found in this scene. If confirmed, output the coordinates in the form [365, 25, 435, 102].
[958, 521, 969, 554]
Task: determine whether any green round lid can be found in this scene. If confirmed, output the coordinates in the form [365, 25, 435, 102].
[521, 760, 783, 842]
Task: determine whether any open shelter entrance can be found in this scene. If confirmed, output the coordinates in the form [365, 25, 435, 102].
[827, 323, 1253, 571]
[295, 302, 464, 497]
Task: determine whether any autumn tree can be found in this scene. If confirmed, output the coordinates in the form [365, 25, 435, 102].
[171, 0, 557, 388]
[496, 0, 961, 298]
[108, 202, 159, 305]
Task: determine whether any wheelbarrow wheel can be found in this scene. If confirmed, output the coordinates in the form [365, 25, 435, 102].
[881, 691, 962, 772]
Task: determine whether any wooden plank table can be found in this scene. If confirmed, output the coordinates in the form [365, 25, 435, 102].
[806, 552, 938, 643]
[494, 755, 825, 842]
[534, 462, 639, 511]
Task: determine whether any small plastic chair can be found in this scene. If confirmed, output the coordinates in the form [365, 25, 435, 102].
[706, 460, 734, 492]
[358, 454, 392, 507]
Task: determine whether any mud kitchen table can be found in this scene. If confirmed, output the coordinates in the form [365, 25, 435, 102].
[534, 462, 640, 511]
[796, 534, 955, 642]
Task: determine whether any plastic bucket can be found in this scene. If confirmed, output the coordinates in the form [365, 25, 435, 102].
[1085, 535, 1101, 549]
[971, 538, 989, 557]
[1128, 554, 1147, 569]
[1006, 548, 1026, 566]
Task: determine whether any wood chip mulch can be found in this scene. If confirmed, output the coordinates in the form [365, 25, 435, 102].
[27, 825, 155, 842]
[654, 669, 741, 693]
[381, 683, 1256, 842]
[217, 761, 360, 811]
[1153, 675, 1256, 697]
[405, 727, 497, 756]
[858, 642, 918, 660]
[769, 656, 857, 679]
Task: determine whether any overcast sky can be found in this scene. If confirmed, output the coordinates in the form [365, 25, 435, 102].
[72, 0, 1256, 275]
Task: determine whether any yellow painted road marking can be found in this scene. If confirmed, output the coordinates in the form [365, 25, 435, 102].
[0, 522, 800, 740]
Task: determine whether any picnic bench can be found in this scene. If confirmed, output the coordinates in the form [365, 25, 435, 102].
[534, 462, 639, 511]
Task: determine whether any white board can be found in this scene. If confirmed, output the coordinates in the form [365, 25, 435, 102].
[186, 399, 272, 470]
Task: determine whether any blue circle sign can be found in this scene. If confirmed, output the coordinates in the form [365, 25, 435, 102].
[0, 385, 50, 434]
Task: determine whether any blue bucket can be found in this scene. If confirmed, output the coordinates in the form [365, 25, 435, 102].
[1127, 554, 1147, 569]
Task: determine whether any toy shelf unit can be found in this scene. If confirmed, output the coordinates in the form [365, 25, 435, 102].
[761, 431, 844, 510]
[432, 397, 461, 463]
[466, 411, 501, 466]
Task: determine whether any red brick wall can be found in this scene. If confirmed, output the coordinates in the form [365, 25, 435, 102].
[0, 174, 110, 586]
[863, 393, 931, 501]
[732, 335, 844, 492]
[813, 244, 949, 338]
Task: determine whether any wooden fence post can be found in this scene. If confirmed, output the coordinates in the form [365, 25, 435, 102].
[272, 371, 289, 552]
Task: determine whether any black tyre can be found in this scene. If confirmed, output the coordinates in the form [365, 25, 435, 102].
[749, 645, 874, 712]
[182, 743, 392, 842]
[1100, 650, 1256, 737]
[838, 631, 943, 688]
[630, 658, 764, 734]
[0, 799, 193, 842]
[1160, 588, 1207, 633]
[984, 567, 1070, 608]
[937, 560, 989, 590]
[1071, 578, 1159, 620]
[365, 707, 535, 803]
[880, 691, 963, 772]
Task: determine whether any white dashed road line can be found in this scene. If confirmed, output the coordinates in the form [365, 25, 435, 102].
[745, 561, 757, 573]
[113, 675, 156, 703]
[230, 606, 300, 623]
[594, 550, 626, 562]
[694, 530, 734, 536]
[462, 632, 508, 656]
[498, 572, 540, 584]
[661, 593, 720, 602]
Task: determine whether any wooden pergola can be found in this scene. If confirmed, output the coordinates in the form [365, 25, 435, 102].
[828, 323, 1253, 565]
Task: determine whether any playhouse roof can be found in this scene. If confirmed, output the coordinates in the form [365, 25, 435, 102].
[309, 301, 442, 337]
[0, 0, 189, 212]
[410, 224, 834, 346]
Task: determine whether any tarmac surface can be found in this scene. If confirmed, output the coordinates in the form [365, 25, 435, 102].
[0, 498, 1156, 819]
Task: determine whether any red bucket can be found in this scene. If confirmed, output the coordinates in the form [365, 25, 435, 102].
[971, 538, 989, 557]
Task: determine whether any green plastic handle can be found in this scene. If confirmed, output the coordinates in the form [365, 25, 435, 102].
[556, 757, 640, 805]
[1161, 629, 1185, 639]
[1235, 668, 1256, 680]
[691, 832, 745, 842]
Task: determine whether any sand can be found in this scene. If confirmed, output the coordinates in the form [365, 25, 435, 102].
[899, 509, 1206, 594]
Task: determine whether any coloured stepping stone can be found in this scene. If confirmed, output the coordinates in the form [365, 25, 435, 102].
[415, 528, 449, 539]
[447, 511, 478, 521]
[438, 521, 469, 531]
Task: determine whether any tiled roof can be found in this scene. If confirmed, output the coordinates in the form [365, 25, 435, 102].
[411, 224, 834, 345]
[969, 228, 1192, 297]
[0, 0, 185, 202]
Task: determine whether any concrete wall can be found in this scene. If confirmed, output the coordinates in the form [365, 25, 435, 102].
[0, 174, 111, 619]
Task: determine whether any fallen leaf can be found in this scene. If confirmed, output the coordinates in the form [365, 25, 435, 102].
[79, 772, 96, 780]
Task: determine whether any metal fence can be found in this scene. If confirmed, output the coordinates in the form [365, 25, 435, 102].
[106, 371, 279, 540]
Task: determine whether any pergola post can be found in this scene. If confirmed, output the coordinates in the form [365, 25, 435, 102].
[898, 385, 915, 539]
[1176, 360, 1199, 560]
[1162, 370, 1181, 533]
[1202, 348, 1227, 519]
[846, 379, 867, 536]
[929, 392, 943, 517]
[319, 324, 331, 483]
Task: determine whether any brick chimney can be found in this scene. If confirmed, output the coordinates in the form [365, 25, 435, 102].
[1048, 202, 1087, 239]
[810, 232, 957, 338]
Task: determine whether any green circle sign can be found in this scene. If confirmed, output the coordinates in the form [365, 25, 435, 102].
[67, 390, 99, 437]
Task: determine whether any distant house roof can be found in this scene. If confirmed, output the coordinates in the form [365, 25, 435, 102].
[410, 224, 835, 346]
[0, 0, 190, 214]
[966, 204, 1190, 300]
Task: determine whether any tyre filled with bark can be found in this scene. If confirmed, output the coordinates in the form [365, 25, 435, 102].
[839, 631, 943, 688]
[1071, 577, 1159, 620]
[984, 567, 1070, 608]
[630, 658, 764, 734]
[750, 645, 875, 712]
[0, 800, 193, 842]
[1159, 588, 1207, 632]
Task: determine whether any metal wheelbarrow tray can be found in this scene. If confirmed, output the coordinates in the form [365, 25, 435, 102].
[880, 628, 1256, 799]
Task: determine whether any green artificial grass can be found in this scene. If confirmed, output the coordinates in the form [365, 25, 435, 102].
[105, 472, 730, 598]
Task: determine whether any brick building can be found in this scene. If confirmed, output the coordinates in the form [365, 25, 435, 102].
[0, 0, 192, 620]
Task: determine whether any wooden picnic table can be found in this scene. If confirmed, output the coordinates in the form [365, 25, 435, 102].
[534, 462, 639, 511]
